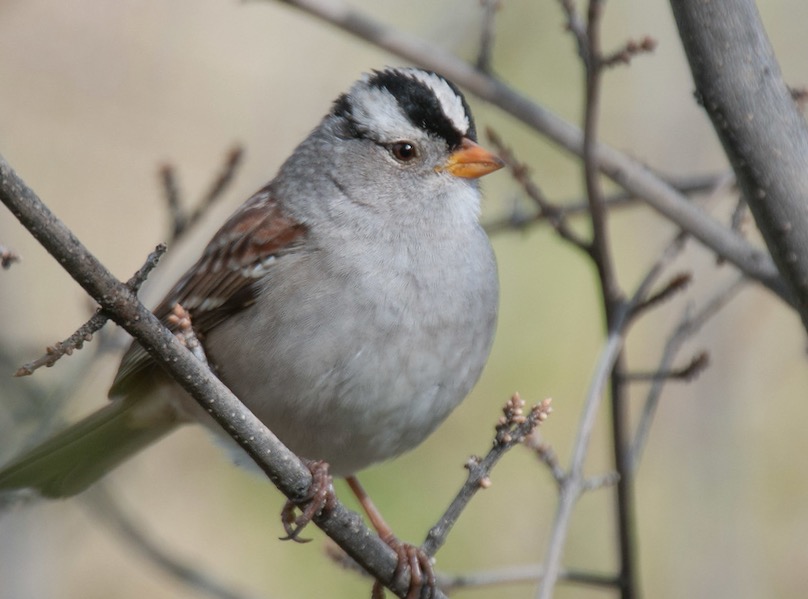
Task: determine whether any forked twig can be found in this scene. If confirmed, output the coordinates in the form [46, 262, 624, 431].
[422, 394, 552, 557]
[163, 146, 244, 244]
[14, 244, 167, 377]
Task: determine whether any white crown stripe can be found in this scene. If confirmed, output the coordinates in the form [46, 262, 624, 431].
[403, 69, 470, 136]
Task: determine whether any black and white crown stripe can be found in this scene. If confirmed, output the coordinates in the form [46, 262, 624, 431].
[398, 69, 471, 139]
[332, 67, 476, 148]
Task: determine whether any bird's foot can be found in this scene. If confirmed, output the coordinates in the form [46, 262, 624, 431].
[371, 535, 436, 599]
[279, 459, 335, 543]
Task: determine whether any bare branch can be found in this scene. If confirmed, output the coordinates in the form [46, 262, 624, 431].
[437, 563, 618, 592]
[159, 163, 184, 239]
[522, 433, 566, 486]
[483, 172, 733, 236]
[557, 0, 589, 65]
[127, 243, 168, 293]
[624, 351, 709, 384]
[629, 271, 692, 319]
[486, 127, 589, 250]
[14, 244, 167, 377]
[600, 36, 657, 68]
[536, 328, 625, 599]
[188, 146, 244, 232]
[421, 395, 552, 557]
[476, 0, 501, 73]
[671, 0, 808, 329]
[14, 312, 106, 377]
[327, 546, 619, 592]
[165, 145, 244, 244]
[582, 471, 620, 492]
[630, 277, 746, 471]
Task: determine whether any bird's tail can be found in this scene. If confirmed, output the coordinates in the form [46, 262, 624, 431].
[0, 393, 180, 499]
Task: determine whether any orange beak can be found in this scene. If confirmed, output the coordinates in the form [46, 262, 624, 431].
[439, 137, 504, 179]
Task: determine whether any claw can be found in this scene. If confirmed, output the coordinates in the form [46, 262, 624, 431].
[371, 535, 436, 599]
[279, 460, 335, 543]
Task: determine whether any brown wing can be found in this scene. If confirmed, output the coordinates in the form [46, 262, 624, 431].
[109, 185, 307, 396]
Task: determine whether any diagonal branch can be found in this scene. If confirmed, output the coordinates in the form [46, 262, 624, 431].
[0, 153, 445, 599]
[422, 395, 552, 557]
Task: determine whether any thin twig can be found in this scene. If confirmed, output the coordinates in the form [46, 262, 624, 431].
[13, 244, 167, 377]
[522, 434, 566, 487]
[483, 172, 733, 235]
[14, 312, 107, 377]
[166, 146, 244, 244]
[486, 127, 589, 250]
[582, 471, 620, 492]
[600, 36, 657, 68]
[422, 395, 552, 557]
[536, 326, 626, 599]
[629, 271, 692, 319]
[557, 0, 589, 65]
[630, 277, 746, 471]
[580, 5, 638, 597]
[437, 563, 619, 592]
[476, 0, 500, 73]
[127, 243, 169, 292]
[160, 163, 184, 240]
[537, 194, 688, 599]
[623, 352, 709, 383]
[327, 546, 618, 592]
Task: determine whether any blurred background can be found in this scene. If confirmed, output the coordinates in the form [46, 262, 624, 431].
[1, 1, 808, 598]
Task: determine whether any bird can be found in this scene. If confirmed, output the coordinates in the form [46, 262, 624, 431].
[0, 66, 502, 595]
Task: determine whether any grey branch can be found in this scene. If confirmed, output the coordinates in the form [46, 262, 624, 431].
[536, 327, 625, 599]
[671, 0, 808, 330]
[163, 146, 244, 244]
[630, 276, 746, 471]
[437, 563, 618, 592]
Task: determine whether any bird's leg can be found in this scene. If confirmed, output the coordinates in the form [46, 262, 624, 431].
[280, 459, 336, 543]
[346, 475, 436, 599]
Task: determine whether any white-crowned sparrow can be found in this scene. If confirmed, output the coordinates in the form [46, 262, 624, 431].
[0, 69, 502, 562]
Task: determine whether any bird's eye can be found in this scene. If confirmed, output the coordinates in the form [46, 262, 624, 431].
[390, 142, 418, 162]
